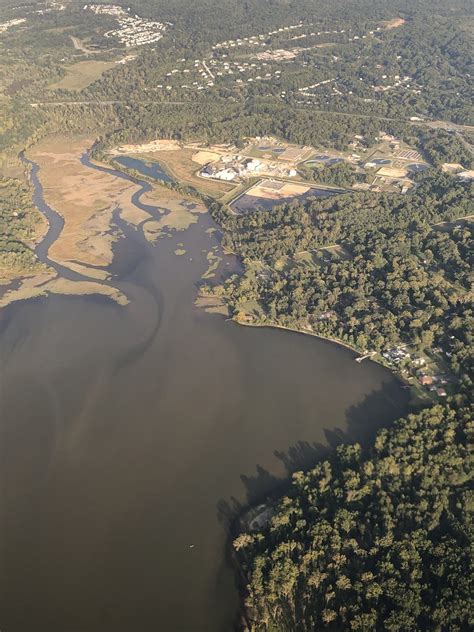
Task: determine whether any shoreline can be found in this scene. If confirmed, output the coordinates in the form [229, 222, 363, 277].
[227, 317, 417, 632]
[229, 318, 421, 393]
[5, 141, 410, 396]
[232, 317, 373, 361]
[227, 319, 424, 632]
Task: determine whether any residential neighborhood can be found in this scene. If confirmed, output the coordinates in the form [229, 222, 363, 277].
[83, 4, 169, 47]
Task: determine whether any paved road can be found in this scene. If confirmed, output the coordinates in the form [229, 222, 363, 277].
[30, 100, 186, 106]
[28, 98, 474, 155]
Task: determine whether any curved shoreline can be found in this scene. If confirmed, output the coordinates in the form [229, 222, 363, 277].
[26, 142, 405, 381]
[1, 143, 417, 632]
[229, 318, 415, 390]
[11, 145, 401, 389]
[0, 146, 155, 310]
[233, 318, 363, 355]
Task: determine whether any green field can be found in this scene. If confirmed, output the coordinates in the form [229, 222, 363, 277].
[49, 60, 117, 91]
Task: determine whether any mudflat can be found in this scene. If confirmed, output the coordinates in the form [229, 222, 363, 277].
[26, 136, 141, 272]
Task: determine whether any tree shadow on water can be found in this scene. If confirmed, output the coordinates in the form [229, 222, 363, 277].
[217, 378, 412, 629]
[343, 378, 411, 446]
[216, 466, 282, 533]
[274, 440, 329, 476]
[240, 464, 281, 504]
[217, 380, 411, 529]
[217, 497, 244, 531]
[268, 380, 410, 482]
[217, 380, 410, 534]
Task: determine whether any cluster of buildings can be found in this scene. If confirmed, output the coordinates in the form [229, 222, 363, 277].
[159, 57, 283, 92]
[382, 346, 450, 397]
[200, 155, 298, 182]
[372, 75, 419, 94]
[211, 23, 307, 51]
[144, 18, 410, 100]
[418, 372, 448, 397]
[0, 0, 67, 32]
[211, 24, 363, 52]
[0, 18, 25, 34]
[201, 157, 265, 181]
[382, 346, 411, 365]
[83, 4, 169, 47]
[35, 2, 65, 14]
[256, 49, 297, 61]
[84, 4, 124, 16]
[299, 78, 336, 97]
[297, 73, 422, 103]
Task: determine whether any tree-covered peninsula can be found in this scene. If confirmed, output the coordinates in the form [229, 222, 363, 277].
[235, 404, 473, 631]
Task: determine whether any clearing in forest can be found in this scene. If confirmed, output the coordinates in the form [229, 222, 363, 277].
[49, 60, 117, 90]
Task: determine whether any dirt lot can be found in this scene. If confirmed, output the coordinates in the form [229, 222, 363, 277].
[191, 150, 222, 165]
[377, 166, 409, 178]
[111, 139, 181, 154]
[383, 18, 406, 29]
[247, 180, 310, 199]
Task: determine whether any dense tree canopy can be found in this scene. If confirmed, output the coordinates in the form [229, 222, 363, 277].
[236, 405, 473, 631]
[214, 174, 473, 397]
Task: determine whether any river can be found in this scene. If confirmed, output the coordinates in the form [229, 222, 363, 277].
[0, 155, 410, 631]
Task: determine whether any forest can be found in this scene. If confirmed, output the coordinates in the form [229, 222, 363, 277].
[1, 0, 473, 158]
[235, 404, 473, 631]
[210, 169, 474, 629]
[209, 173, 473, 399]
[0, 176, 48, 282]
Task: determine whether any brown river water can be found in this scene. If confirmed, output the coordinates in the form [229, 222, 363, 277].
[0, 157, 410, 631]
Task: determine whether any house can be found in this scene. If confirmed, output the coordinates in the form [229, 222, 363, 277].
[457, 170, 474, 182]
[419, 375, 433, 386]
[412, 357, 426, 367]
[317, 310, 337, 321]
[379, 132, 396, 142]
